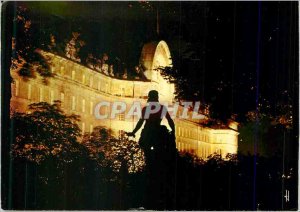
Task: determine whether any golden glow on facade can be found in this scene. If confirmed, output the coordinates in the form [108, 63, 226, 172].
[10, 41, 238, 159]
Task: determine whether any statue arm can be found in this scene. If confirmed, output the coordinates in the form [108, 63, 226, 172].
[127, 106, 145, 137]
[132, 118, 144, 134]
[126, 119, 144, 137]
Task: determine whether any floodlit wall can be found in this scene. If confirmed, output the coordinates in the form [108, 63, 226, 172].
[10, 41, 238, 159]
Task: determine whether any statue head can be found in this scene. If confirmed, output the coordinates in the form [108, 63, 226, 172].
[147, 90, 159, 102]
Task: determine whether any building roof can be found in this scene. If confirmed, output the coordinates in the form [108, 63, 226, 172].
[139, 40, 172, 72]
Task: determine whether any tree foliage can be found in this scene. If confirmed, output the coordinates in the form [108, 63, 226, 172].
[238, 107, 293, 157]
[6, 100, 297, 210]
[158, 40, 203, 102]
[11, 6, 53, 80]
[11, 101, 82, 164]
[8, 101, 144, 209]
[82, 127, 145, 173]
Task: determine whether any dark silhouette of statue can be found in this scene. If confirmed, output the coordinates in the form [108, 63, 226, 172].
[126, 90, 177, 210]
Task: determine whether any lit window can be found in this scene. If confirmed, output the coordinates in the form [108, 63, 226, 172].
[50, 90, 54, 104]
[90, 124, 93, 133]
[60, 92, 64, 102]
[15, 80, 19, 96]
[72, 70, 75, 80]
[105, 83, 108, 93]
[60, 92, 64, 108]
[89, 77, 93, 87]
[82, 122, 85, 135]
[118, 130, 125, 139]
[39, 87, 43, 102]
[60, 66, 64, 74]
[82, 74, 86, 84]
[72, 96, 76, 111]
[82, 99, 85, 113]
[90, 101, 93, 115]
[28, 84, 32, 100]
[97, 80, 101, 90]
[119, 112, 125, 121]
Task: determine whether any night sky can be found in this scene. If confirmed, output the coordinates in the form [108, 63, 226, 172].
[11, 1, 299, 122]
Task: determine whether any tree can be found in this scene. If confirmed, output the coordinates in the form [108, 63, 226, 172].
[11, 5, 53, 80]
[8, 101, 100, 209]
[81, 127, 146, 209]
[82, 127, 145, 174]
[11, 101, 83, 164]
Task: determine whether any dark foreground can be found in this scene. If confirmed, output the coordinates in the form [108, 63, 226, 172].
[2, 152, 297, 210]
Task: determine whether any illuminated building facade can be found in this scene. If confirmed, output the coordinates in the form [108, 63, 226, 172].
[10, 41, 238, 159]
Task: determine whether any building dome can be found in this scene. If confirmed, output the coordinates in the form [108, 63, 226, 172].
[139, 40, 172, 81]
[139, 41, 174, 102]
